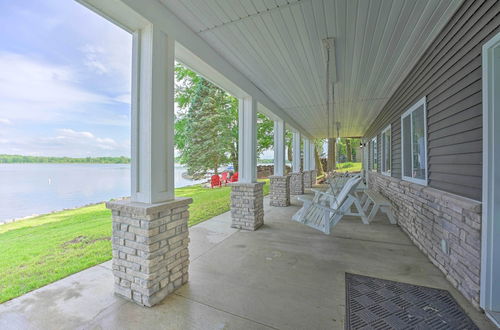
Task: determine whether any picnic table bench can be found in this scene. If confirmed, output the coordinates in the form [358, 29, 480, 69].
[362, 190, 396, 224]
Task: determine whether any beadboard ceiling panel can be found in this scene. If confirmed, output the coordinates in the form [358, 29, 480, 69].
[161, 0, 462, 138]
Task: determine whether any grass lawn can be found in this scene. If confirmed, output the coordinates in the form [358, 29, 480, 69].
[335, 162, 362, 173]
[0, 179, 269, 303]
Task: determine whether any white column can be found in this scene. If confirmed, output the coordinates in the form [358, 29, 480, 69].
[273, 119, 286, 176]
[310, 141, 316, 170]
[303, 138, 311, 171]
[238, 96, 257, 183]
[131, 24, 175, 204]
[292, 132, 301, 172]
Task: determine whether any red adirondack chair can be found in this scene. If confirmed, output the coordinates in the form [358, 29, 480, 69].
[220, 172, 229, 185]
[210, 174, 221, 188]
[229, 172, 238, 182]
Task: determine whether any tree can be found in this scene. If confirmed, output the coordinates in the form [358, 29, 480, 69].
[314, 139, 325, 176]
[174, 63, 274, 177]
[346, 139, 352, 162]
[286, 130, 293, 161]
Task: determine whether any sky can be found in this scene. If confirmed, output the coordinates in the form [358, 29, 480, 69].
[0, 0, 133, 157]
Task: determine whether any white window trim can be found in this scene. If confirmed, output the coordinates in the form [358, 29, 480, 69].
[370, 136, 377, 172]
[480, 32, 500, 325]
[401, 96, 428, 186]
[381, 124, 391, 177]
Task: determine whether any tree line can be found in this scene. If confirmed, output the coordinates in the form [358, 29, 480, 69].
[0, 155, 130, 164]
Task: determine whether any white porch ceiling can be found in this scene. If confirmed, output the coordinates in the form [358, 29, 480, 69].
[161, 0, 462, 138]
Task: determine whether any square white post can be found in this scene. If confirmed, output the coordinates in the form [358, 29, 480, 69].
[303, 138, 311, 171]
[303, 138, 312, 188]
[292, 132, 301, 172]
[107, 24, 192, 307]
[131, 24, 175, 204]
[231, 96, 264, 230]
[238, 96, 257, 183]
[270, 119, 290, 207]
[310, 141, 316, 170]
[310, 141, 317, 185]
[273, 119, 286, 176]
[291, 131, 304, 194]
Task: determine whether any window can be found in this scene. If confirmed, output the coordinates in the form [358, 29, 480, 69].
[381, 125, 391, 176]
[401, 97, 427, 185]
[370, 137, 377, 172]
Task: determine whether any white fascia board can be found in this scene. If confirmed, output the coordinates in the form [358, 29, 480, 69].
[76, 0, 312, 139]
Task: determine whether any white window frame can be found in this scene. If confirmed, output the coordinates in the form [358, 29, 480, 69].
[370, 136, 377, 172]
[481, 31, 500, 326]
[381, 124, 391, 176]
[401, 96, 428, 185]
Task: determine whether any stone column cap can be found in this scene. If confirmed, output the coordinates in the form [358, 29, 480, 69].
[106, 197, 193, 215]
[269, 175, 291, 178]
[228, 181, 265, 187]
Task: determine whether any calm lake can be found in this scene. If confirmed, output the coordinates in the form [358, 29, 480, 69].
[0, 163, 204, 223]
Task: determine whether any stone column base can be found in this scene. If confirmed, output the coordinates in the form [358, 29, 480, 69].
[269, 175, 290, 207]
[303, 170, 313, 188]
[230, 182, 264, 230]
[106, 197, 192, 307]
[311, 170, 317, 185]
[290, 172, 304, 195]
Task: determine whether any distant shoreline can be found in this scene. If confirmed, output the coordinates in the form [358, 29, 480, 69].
[0, 154, 130, 164]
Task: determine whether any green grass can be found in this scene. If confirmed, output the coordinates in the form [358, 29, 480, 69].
[335, 162, 362, 173]
[0, 179, 269, 303]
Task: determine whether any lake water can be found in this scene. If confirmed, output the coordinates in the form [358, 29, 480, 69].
[0, 163, 204, 223]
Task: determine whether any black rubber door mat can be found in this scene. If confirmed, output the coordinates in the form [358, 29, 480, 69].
[345, 273, 478, 330]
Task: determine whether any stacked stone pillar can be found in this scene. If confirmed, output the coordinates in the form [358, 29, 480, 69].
[230, 182, 264, 230]
[106, 197, 192, 307]
[290, 172, 304, 195]
[311, 169, 317, 185]
[269, 175, 291, 207]
[303, 170, 313, 188]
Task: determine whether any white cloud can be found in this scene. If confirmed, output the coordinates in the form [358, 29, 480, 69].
[0, 52, 114, 122]
[49, 128, 126, 152]
[80, 32, 132, 94]
[113, 93, 131, 104]
[0, 128, 130, 157]
[0, 118, 12, 125]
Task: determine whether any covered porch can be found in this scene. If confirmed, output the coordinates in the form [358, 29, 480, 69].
[3, 0, 498, 327]
[0, 194, 493, 329]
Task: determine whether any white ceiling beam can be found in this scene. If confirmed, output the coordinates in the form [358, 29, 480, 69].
[75, 0, 313, 140]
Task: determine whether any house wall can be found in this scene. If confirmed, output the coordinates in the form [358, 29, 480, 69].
[365, 0, 500, 201]
[364, 0, 500, 310]
[368, 172, 482, 309]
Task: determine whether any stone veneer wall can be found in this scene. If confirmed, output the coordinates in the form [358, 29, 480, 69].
[368, 172, 482, 309]
[106, 197, 192, 307]
[290, 172, 304, 195]
[269, 175, 290, 207]
[230, 182, 264, 230]
[303, 170, 312, 188]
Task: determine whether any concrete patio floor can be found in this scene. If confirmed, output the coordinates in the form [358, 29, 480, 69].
[0, 191, 495, 329]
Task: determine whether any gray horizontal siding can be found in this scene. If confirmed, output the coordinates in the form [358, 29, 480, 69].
[365, 0, 500, 200]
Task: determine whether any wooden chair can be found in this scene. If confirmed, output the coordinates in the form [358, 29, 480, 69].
[293, 176, 368, 234]
[362, 190, 396, 224]
[210, 175, 221, 188]
[295, 173, 358, 210]
[220, 172, 229, 185]
[229, 172, 238, 182]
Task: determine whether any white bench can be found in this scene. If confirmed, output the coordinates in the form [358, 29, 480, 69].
[362, 190, 396, 224]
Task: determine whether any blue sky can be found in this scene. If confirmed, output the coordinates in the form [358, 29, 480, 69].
[0, 0, 132, 157]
